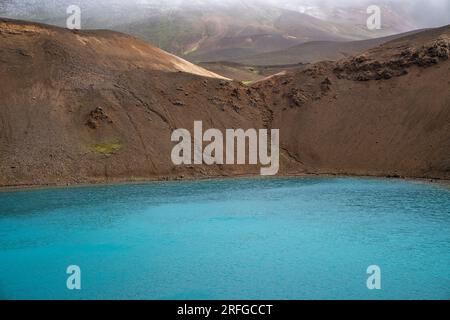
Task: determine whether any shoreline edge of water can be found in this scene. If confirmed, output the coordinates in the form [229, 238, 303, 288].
[1, 172, 449, 193]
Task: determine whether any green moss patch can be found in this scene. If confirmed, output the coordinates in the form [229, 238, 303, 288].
[90, 142, 122, 155]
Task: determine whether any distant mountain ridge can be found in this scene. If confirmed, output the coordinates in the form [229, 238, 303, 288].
[1, 0, 421, 60]
[231, 29, 427, 66]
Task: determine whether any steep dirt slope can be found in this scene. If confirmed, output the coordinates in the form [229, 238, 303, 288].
[0, 19, 449, 187]
[254, 25, 450, 179]
[0, 18, 284, 187]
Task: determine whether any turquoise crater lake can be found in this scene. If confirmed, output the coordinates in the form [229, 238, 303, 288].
[0, 177, 449, 300]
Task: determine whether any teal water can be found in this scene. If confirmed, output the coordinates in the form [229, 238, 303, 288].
[0, 177, 449, 300]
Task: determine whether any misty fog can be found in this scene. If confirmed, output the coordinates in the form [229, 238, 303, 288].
[1, 0, 449, 28]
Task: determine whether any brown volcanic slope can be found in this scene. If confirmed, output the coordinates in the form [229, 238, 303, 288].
[254, 25, 450, 179]
[0, 18, 272, 187]
[0, 18, 449, 187]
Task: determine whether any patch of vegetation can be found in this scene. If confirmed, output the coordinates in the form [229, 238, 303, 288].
[241, 80, 253, 86]
[89, 142, 122, 155]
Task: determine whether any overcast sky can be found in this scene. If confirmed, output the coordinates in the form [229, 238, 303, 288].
[283, 0, 450, 27]
[1, 0, 449, 27]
